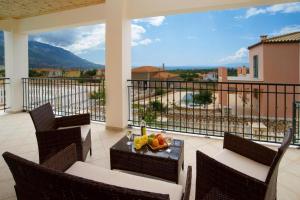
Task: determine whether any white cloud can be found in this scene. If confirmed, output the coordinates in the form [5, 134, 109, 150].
[239, 2, 300, 19]
[31, 16, 165, 53]
[131, 24, 153, 46]
[131, 16, 165, 46]
[67, 25, 105, 54]
[131, 23, 162, 47]
[219, 48, 248, 64]
[245, 7, 267, 18]
[133, 16, 166, 26]
[131, 24, 146, 42]
[139, 38, 152, 45]
[271, 25, 300, 36]
[31, 24, 105, 54]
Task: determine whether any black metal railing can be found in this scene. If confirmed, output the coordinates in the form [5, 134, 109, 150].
[0, 78, 9, 111]
[22, 77, 105, 121]
[293, 102, 300, 145]
[128, 80, 300, 146]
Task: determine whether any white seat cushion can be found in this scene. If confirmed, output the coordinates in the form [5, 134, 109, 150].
[58, 125, 90, 141]
[66, 161, 183, 200]
[214, 149, 270, 182]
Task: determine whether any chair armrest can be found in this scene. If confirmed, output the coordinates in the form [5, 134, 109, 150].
[42, 143, 78, 172]
[182, 166, 192, 200]
[36, 127, 82, 163]
[196, 150, 267, 200]
[223, 133, 276, 166]
[55, 113, 90, 127]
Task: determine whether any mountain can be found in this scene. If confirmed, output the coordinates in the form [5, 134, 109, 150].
[28, 41, 104, 69]
[0, 31, 104, 69]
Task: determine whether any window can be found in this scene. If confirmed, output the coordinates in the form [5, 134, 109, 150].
[253, 55, 259, 78]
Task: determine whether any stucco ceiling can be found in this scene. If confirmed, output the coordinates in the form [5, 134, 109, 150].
[0, 0, 105, 20]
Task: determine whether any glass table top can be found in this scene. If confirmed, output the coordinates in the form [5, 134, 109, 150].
[111, 135, 184, 160]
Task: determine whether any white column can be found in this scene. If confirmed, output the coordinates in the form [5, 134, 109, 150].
[4, 31, 29, 112]
[105, 0, 131, 129]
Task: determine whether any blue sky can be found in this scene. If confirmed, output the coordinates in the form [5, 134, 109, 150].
[29, 2, 300, 67]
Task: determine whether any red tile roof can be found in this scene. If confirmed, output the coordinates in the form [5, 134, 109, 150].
[152, 71, 178, 80]
[266, 31, 300, 43]
[249, 31, 300, 49]
[132, 66, 162, 73]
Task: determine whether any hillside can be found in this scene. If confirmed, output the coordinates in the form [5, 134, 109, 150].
[0, 31, 104, 69]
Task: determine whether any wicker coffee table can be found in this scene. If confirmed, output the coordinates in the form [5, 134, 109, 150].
[110, 135, 184, 183]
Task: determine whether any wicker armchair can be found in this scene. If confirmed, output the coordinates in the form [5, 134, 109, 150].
[3, 144, 192, 200]
[29, 103, 92, 163]
[196, 129, 292, 200]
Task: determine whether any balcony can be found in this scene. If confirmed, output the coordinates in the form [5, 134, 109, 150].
[0, 77, 297, 199]
[0, 112, 300, 200]
[1, 0, 300, 199]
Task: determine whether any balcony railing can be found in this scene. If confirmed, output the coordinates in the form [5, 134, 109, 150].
[20, 78, 300, 145]
[0, 78, 9, 111]
[22, 77, 105, 121]
[128, 80, 300, 146]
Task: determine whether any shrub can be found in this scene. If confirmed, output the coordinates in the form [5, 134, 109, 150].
[149, 100, 166, 112]
[154, 88, 166, 96]
[193, 90, 213, 105]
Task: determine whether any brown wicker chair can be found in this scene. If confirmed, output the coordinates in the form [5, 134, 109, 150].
[3, 144, 192, 200]
[29, 103, 92, 163]
[195, 129, 292, 200]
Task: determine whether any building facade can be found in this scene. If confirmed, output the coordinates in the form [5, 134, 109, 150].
[219, 32, 300, 119]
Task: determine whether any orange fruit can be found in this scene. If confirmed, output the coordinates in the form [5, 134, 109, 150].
[157, 136, 165, 145]
[152, 138, 159, 147]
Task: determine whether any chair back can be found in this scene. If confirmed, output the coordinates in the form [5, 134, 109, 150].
[266, 129, 292, 183]
[29, 103, 56, 132]
[264, 129, 292, 199]
[2, 152, 170, 200]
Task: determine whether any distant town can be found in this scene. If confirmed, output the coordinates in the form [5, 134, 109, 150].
[0, 64, 245, 82]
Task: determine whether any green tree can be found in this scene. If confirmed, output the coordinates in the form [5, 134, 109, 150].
[141, 108, 156, 125]
[154, 88, 165, 96]
[193, 90, 213, 106]
[84, 69, 97, 77]
[29, 69, 44, 77]
[80, 69, 97, 78]
[227, 68, 237, 76]
[149, 100, 166, 112]
[179, 72, 198, 81]
[0, 70, 4, 77]
[90, 89, 105, 104]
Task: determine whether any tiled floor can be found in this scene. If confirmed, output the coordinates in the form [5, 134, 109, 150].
[0, 113, 300, 200]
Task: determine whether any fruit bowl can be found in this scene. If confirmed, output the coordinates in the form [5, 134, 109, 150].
[148, 141, 168, 150]
[147, 133, 168, 150]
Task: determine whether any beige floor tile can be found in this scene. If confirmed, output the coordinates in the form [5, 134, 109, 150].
[277, 184, 300, 200]
[0, 179, 16, 199]
[285, 148, 300, 162]
[278, 172, 300, 195]
[282, 159, 300, 178]
[2, 197, 17, 200]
